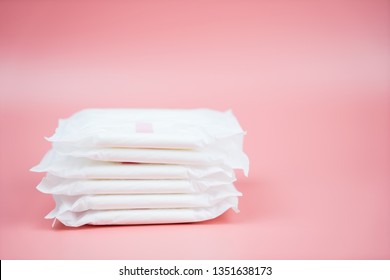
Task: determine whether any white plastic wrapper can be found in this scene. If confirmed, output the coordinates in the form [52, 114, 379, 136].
[46, 184, 241, 218]
[37, 174, 235, 195]
[52, 197, 239, 227]
[53, 142, 249, 176]
[31, 150, 235, 180]
[47, 108, 246, 149]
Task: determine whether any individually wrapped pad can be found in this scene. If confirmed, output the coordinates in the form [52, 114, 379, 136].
[53, 197, 239, 227]
[31, 150, 235, 180]
[46, 109, 245, 149]
[46, 184, 241, 218]
[37, 174, 235, 195]
[53, 144, 249, 176]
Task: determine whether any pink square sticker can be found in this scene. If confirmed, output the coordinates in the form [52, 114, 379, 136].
[135, 121, 154, 133]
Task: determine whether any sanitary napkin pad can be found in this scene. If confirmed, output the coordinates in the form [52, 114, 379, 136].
[32, 108, 249, 227]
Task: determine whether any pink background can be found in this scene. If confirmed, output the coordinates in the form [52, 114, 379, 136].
[0, 0, 389, 259]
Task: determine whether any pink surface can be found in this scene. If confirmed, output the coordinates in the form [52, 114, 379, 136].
[0, 0, 389, 259]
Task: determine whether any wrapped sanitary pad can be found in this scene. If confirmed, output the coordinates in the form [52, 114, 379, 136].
[32, 108, 249, 227]
[53, 144, 249, 175]
[37, 174, 234, 195]
[32, 150, 236, 180]
[47, 109, 244, 149]
[46, 184, 241, 218]
[53, 198, 239, 227]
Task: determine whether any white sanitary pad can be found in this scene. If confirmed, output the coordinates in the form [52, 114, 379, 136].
[46, 184, 241, 218]
[52, 197, 239, 227]
[47, 109, 245, 149]
[37, 174, 234, 195]
[31, 150, 235, 180]
[53, 143, 249, 176]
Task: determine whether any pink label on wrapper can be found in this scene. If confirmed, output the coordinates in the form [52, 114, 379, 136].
[136, 121, 153, 133]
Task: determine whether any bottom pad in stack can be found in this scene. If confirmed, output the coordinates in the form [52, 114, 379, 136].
[31, 108, 249, 227]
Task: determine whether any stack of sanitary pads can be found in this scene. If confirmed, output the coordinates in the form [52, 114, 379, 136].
[32, 109, 249, 227]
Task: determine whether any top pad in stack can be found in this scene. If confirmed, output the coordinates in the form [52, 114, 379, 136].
[46, 108, 249, 175]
